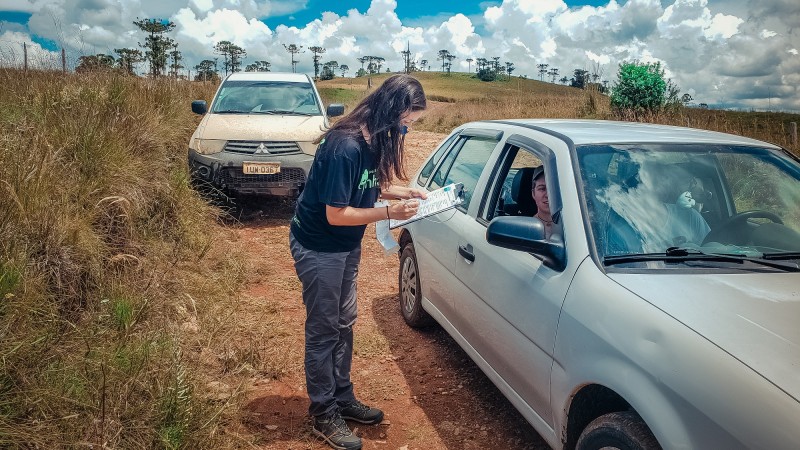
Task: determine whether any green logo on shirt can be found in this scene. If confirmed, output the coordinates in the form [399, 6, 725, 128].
[358, 169, 378, 190]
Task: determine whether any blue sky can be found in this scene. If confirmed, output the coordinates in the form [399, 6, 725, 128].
[260, 0, 610, 29]
[1, 0, 798, 111]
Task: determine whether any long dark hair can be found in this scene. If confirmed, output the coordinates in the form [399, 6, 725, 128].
[321, 74, 426, 185]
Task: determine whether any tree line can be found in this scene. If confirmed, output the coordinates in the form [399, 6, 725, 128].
[74, 16, 613, 93]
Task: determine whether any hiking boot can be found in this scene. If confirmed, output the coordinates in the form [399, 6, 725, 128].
[313, 411, 362, 450]
[339, 399, 384, 425]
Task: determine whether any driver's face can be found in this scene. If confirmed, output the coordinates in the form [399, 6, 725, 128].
[532, 176, 550, 216]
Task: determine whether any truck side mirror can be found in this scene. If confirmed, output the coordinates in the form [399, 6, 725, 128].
[192, 100, 207, 115]
[327, 103, 345, 117]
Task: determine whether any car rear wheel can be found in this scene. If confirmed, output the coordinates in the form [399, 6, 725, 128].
[398, 243, 434, 328]
[576, 411, 660, 450]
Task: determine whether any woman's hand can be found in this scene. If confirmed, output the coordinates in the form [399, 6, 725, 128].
[381, 185, 428, 201]
[407, 187, 428, 200]
[388, 199, 419, 220]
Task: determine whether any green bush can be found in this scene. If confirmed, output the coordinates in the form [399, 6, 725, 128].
[611, 61, 679, 115]
[477, 68, 497, 82]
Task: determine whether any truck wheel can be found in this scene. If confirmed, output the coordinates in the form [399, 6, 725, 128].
[398, 243, 434, 328]
[576, 411, 660, 450]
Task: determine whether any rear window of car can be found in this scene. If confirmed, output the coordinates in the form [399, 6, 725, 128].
[211, 80, 322, 115]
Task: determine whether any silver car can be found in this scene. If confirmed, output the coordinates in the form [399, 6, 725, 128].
[397, 120, 800, 449]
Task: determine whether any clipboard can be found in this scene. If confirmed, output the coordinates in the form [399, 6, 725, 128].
[389, 183, 464, 229]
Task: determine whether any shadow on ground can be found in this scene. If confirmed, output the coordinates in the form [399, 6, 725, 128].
[371, 293, 549, 450]
[208, 194, 297, 225]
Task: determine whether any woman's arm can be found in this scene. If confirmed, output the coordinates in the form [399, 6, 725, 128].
[326, 200, 420, 226]
[381, 184, 428, 200]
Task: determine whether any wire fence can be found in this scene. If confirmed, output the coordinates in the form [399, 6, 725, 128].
[0, 42, 195, 79]
[0, 41, 74, 72]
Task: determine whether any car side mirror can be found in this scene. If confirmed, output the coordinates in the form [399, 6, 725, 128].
[327, 103, 345, 117]
[192, 100, 207, 115]
[486, 216, 566, 271]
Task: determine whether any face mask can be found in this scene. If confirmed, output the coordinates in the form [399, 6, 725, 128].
[401, 125, 408, 135]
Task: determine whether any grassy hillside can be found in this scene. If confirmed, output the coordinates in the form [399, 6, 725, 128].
[319, 72, 800, 154]
[2, 68, 797, 448]
[0, 70, 249, 448]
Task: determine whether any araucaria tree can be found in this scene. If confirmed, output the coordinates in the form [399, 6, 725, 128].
[320, 61, 338, 80]
[194, 59, 218, 81]
[133, 18, 176, 77]
[284, 44, 303, 73]
[114, 48, 144, 75]
[437, 50, 451, 72]
[76, 54, 116, 73]
[445, 53, 457, 75]
[610, 60, 680, 115]
[168, 42, 183, 78]
[309, 46, 326, 79]
[214, 41, 246, 75]
[245, 61, 271, 72]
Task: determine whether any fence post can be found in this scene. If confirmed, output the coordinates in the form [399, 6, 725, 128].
[62, 48, 66, 74]
[23, 42, 28, 72]
[791, 122, 797, 146]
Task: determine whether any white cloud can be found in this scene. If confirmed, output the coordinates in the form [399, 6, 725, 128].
[586, 50, 610, 65]
[6, 0, 798, 111]
[760, 29, 777, 39]
[704, 12, 742, 39]
[0, 30, 61, 69]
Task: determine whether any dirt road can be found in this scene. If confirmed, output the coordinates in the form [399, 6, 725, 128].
[236, 132, 550, 450]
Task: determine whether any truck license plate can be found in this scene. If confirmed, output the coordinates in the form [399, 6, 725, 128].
[243, 162, 281, 175]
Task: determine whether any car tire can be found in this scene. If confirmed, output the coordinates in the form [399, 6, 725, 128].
[576, 411, 660, 450]
[398, 243, 434, 328]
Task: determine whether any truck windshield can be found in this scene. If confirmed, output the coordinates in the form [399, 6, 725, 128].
[211, 80, 322, 115]
[577, 144, 800, 269]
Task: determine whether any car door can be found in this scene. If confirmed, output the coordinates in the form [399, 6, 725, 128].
[410, 130, 503, 318]
[451, 135, 577, 429]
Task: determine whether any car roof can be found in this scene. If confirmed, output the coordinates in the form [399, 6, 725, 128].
[224, 72, 311, 83]
[479, 119, 780, 148]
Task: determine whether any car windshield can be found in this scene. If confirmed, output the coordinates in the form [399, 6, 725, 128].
[211, 80, 322, 115]
[578, 144, 800, 269]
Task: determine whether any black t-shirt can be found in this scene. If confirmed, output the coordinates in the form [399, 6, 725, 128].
[291, 131, 380, 252]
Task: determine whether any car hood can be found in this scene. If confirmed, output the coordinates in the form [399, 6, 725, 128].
[197, 113, 327, 142]
[609, 272, 800, 400]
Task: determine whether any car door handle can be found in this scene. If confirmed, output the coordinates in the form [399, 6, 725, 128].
[458, 244, 475, 262]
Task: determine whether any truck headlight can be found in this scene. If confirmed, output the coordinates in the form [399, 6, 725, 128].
[192, 138, 226, 155]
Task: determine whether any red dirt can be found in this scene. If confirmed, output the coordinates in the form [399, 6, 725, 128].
[235, 132, 550, 450]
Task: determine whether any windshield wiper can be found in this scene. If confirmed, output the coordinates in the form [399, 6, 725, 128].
[214, 109, 248, 114]
[604, 247, 800, 272]
[762, 252, 800, 261]
[258, 109, 313, 116]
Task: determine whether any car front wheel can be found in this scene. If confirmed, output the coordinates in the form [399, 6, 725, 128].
[398, 243, 434, 328]
[576, 411, 660, 450]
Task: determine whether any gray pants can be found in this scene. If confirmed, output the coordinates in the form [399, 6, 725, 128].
[289, 232, 360, 417]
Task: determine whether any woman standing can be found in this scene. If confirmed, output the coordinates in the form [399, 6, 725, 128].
[289, 74, 427, 450]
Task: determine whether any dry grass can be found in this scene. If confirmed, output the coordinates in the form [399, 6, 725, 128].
[319, 72, 799, 154]
[3, 67, 797, 449]
[0, 69, 252, 448]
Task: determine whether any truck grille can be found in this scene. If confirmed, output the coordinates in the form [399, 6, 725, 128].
[218, 167, 306, 187]
[224, 141, 302, 155]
